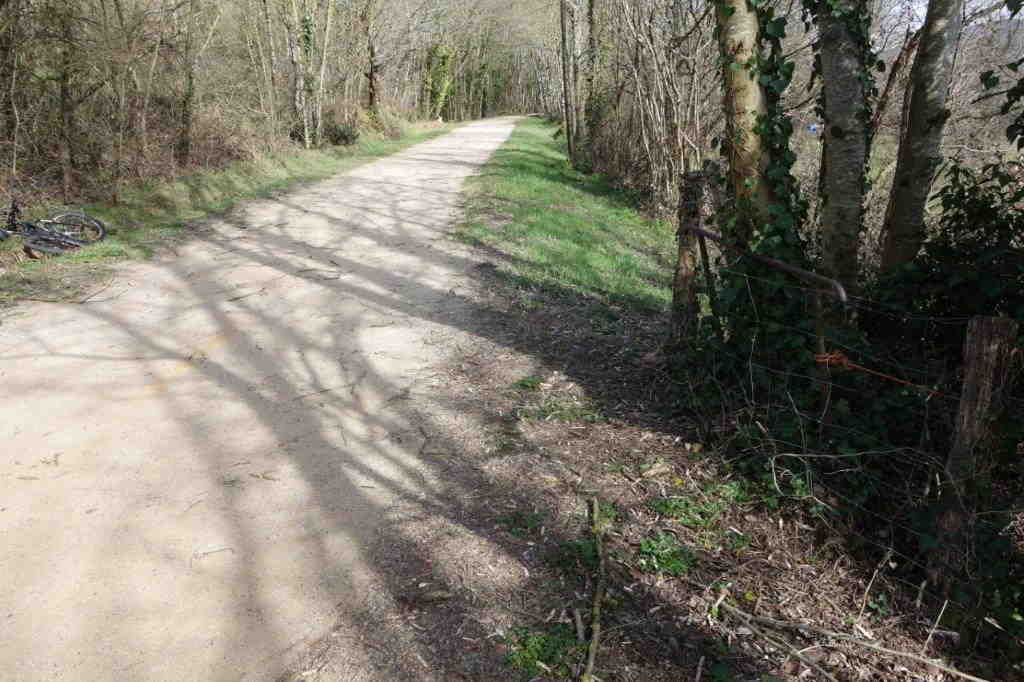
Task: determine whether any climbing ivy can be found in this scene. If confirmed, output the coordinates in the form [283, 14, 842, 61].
[423, 42, 454, 120]
[708, 0, 814, 371]
[684, 0, 831, 465]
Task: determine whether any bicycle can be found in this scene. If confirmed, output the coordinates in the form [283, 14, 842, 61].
[0, 199, 106, 258]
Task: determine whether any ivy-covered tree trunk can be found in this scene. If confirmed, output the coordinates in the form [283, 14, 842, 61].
[714, 0, 773, 241]
[878, 0, 964, 272]
[363, 0, 381, 118]
[817, 0, 869, 295]
[425, 43, 453, 120]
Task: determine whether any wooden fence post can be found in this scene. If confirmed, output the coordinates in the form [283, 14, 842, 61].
[929, 315, 1019, 592]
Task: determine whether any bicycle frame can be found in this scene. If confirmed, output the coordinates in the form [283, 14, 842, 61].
[0, 199, 87, 248]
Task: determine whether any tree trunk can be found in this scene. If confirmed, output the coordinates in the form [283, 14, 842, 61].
[666, 170, 704, 352]
[175, 0, 197, 166]
[572, 0, 584, 143]
[261, 0, 278, 129]
[870, 28, 920, 140]
[817, 0, 869, 295]
[285, 0, 310, 148]
[928, 316, 1020, 594]
[362, 0, 380, 117]
[0, 0, 18, 146]
[58, 6, 74, 201]
[367, 39, 379, 115]
[714, 0, 773, 241]
[314, 0, 334, 145]
[559, 0, 577, 164]
[878, 0, 964, 272]
[584, 0, 598, 142]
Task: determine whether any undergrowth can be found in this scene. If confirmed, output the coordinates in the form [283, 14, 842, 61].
[460, 117, 1022, 680]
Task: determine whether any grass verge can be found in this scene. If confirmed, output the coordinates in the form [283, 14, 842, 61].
[0, 123, 452, 307]
[456, 116, 675, 314]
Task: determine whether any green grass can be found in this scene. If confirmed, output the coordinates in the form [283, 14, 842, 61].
[637, 532, 694, 576]
[504, 624, 582, 677]
[647, 481, 748, 528]
[457, 117, 675, 313]
[552, 537, 600, 574]
[0, 123, 452, 306]
[521, 396, 603, 423]
[512, 375, 544, 391]
[498, 509, 546, 537]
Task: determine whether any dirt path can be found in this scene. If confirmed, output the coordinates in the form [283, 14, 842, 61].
[0, 119, 516, 681]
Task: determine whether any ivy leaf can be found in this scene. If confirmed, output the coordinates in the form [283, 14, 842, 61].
[764, 17, 787, 37]
[875, 59, 886, 73]
[981, 70, 1000, 90]
[1008, 0, 1022, 17]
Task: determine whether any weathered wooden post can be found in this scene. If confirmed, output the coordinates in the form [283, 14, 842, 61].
[929, 315, 1020, 592]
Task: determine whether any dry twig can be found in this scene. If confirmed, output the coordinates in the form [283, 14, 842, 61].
[580, 497, 607, 682]
[722, 603, 839, 682]
[719, 602, 991, 682]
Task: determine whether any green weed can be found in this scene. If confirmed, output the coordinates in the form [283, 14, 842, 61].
[597, 499, 621, 523]
[523, 397, 602, 423]
[498, 510, 546, 537]
[553, 538, 599, 574]
[648, 481, 750, 530]
[637, 533, 694, 576]
[504, 624, 581, 677]
[512, 375, 543, 391]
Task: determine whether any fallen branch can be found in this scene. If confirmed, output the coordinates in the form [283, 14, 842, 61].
[724, 604, 838, 682]
[719, 603, 991, 682]
[580, 498, 607, 682]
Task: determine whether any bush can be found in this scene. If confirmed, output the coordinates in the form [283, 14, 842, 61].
[289, 113, 361, 147]
[322, 119, 360, 146]
[868, 160, 1024, 359]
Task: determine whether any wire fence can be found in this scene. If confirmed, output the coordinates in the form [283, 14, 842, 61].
[678, 258, 1024, 660]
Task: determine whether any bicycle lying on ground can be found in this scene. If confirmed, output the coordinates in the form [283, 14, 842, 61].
[0, 199, 106, 258]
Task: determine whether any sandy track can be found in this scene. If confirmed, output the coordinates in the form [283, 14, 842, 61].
[0, 118, 515, 681]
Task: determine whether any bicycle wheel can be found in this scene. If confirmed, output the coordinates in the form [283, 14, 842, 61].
[23, 234, 79, 258]
[46, 212, 105, 243]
